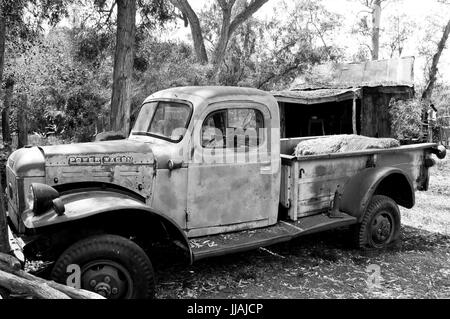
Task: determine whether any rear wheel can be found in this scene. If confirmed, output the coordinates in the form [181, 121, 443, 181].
[356, 195, 401, 249]
[50, 234, 155, 299]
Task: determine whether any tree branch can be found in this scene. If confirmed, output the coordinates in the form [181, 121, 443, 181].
[422, 19, 450, 100]
[307, 10, 331, 59]
[257, 64, 299, 89]
[104, 1, 117, 26]
[229, 0, 269, 35]
[170, 0, 208, 63]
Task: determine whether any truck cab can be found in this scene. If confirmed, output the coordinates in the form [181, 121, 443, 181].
[129, 86, 281, 237]
[4, 86, 445, 299]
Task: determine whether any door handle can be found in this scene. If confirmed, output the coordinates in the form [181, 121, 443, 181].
[168, 159, 183, 171]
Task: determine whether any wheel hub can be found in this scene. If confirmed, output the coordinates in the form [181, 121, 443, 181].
[94, 283, 112, 297]
[81, 260, 132, 299]
[372, 214, 392, 243]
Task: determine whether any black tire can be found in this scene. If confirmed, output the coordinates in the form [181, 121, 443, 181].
[356, 195, 401, 249]
[50, 234, 155, 299]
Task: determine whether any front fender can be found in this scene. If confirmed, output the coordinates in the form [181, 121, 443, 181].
[339, 167, 414, 221]
[21, 190, 192, 261]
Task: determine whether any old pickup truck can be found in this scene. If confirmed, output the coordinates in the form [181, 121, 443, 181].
[4, 86, 446, 299]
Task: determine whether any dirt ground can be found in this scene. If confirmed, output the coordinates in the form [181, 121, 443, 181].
[154, 155, 450, 299]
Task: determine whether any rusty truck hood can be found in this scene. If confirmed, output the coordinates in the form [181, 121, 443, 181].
[41, 139, 155, 199]
[9, 139, 155, 184]
[41, 139, 155, 170]
[41, 139, 154, 158]
[8, 139, 156, 177]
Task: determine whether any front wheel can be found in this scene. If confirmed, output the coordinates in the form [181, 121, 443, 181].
[50, 234, 155, 299]
[355, 195, 401, 249]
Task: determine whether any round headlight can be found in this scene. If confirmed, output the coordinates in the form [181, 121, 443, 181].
[29, 183, 60, 215]
[26, 185, 35, 211]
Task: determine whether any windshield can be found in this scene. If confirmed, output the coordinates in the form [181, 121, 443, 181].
[131, 101, 192, 142]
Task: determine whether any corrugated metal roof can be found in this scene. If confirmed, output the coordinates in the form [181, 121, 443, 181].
[272, 88, 361, 104]
[291, 56, 415, 90]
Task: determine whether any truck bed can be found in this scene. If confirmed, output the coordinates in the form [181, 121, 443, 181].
[279, 136, 435, 221]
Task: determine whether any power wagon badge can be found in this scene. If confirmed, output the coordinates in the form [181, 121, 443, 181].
[68, 155, 134, 165]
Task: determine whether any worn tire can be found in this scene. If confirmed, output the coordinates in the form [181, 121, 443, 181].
[356, 195, 401, 249]
[50, 234, 155, 299]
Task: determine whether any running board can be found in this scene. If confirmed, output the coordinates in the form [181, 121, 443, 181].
[190, 212, 357, 261]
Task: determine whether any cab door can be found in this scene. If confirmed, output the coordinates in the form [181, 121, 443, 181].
[186, 101, 279, 237]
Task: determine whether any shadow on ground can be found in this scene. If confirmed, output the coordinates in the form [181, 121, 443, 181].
[154, 225, 450, 299]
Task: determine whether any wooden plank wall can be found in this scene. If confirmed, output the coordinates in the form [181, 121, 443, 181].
[361, 86, 414, 138]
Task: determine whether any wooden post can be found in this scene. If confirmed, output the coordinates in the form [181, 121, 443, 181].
[17, 94, 28, 148]
[352, 94, 357, 135]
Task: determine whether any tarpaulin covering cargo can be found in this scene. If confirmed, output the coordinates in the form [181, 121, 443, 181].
[293, 134, 400, 157]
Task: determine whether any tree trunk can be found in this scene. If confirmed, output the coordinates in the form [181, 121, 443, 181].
[212, 4, 232, 67]
[0, 192, 9, 254]
[213, 0, 268, 67]
[371, 0, 381, 60]
[0, 261, 104, 299]
[422, 19, 450, 101]
[0, 269, 71, 299]
[0, 5, 6, 85]
[2, 76, 13, 147]
[170, 0, 208, 64]
[110, 0, 136, 136]
[17, 94, 28, 148]
[172, 0, 268, 67]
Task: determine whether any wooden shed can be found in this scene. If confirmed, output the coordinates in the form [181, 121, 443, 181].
[272, 57, 415, 139]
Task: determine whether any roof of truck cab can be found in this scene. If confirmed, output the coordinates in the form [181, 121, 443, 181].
[143, 86, 275, 106]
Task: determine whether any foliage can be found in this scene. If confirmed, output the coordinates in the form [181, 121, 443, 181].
[433, 83, 450, 117]
[199, 0, 343, 89]
[389, 98, 424, 140]
[0, 0, 448, 143]
[382, 13, 415, 58]
[8, 27, 112, 142]
[417, 5, 450, 84]
[72, 27, 114, 65]
[132, 36, 213, 116]
[1, 0, 347, 141]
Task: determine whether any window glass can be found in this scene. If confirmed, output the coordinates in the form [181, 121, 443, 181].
[202, 108, 264, 149]
[132, 101, 191, 142]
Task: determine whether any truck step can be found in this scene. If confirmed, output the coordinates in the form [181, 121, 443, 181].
[190, 212, 357, 261]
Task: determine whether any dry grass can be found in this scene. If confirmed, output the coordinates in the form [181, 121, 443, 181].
[401, 155, 450, 235]
[155, 154, 450, 299]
